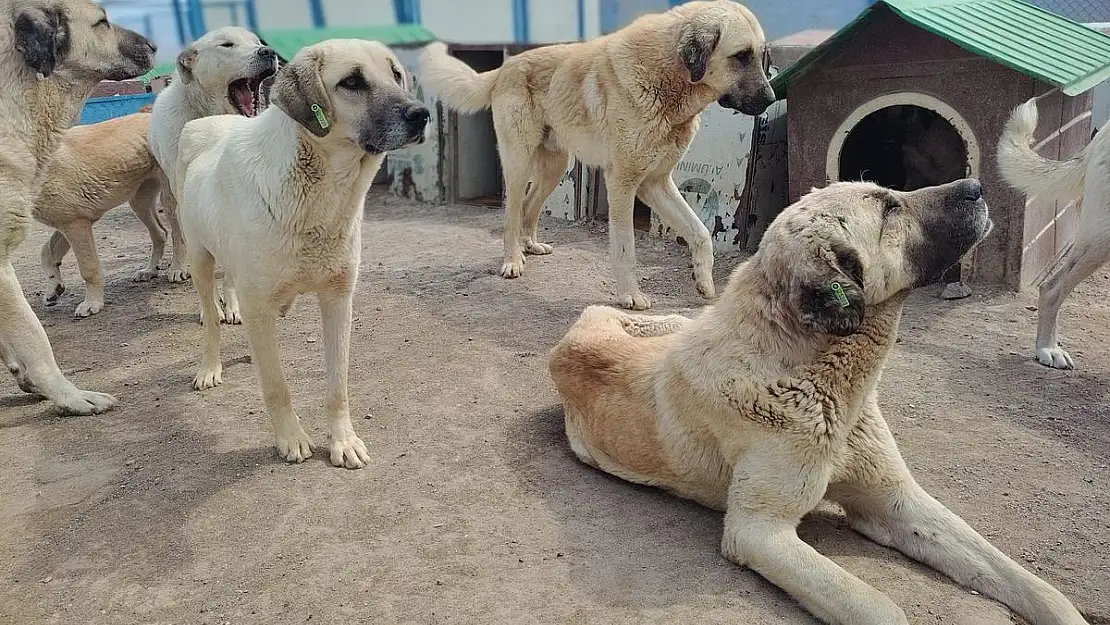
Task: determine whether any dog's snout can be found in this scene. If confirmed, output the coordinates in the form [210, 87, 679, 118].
[959, 178, 982, 201]
[257, 46, 276, 60]
[405, 105, 430, 127]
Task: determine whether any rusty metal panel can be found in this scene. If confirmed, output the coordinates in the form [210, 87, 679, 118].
[743, 99, 789, 250]
[386, 45, 446, 204]
[650, 105, 758, 252]
[542, 161, 588, 221]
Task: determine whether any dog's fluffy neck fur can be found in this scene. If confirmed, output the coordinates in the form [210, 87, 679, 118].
[173, 71, 235, 118]
[251, 107, 382, 235]
[0, 35, 99, 177]
[606, 31, 717, 125]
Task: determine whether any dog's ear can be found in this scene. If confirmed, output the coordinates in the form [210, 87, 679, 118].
[789, 244, 866, 336]
[13, 6, 70, 77]
[176, 45, 197, 83]
[271, 51, 332, 138]
[678, 19, 720, 83]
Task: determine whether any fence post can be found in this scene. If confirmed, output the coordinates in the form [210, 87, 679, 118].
[512, 0, 530, 42]
[186, 0, 206, 39]
[244, 0, 259, 31]
[394, 0, 421, 23]
[577, 0, 585, 39]
[307, 0, 326, 27]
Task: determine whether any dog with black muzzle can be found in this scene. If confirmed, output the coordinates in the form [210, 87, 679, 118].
[174, 39, 429, 469]
[422, 0, 775, 310]
[0, 0, 155, 415]
[149, 26, 278, 286]
[550, 179, 1086, 625]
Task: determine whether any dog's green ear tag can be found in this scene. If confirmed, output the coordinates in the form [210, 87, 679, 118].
[311, 103, 329, 130]
[830, 282, 850, 308]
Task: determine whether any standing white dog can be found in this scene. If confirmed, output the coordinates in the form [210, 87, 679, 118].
[997, 97, 1110, 369]
[175, 39, 429, 468]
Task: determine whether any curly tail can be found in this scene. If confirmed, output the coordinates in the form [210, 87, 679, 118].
[419, 41, 498, 114]
[996, 97, 1087, 204]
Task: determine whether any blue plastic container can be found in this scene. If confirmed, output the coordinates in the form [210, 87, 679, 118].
[77, 92, 157, 125]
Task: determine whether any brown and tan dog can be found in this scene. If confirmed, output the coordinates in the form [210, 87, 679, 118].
[421, 0, 775, 310]
[550, 180, 1087, 624]
[35, 112, 165, 317]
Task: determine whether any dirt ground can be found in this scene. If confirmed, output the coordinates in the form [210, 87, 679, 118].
[1, 188, 1107, 625]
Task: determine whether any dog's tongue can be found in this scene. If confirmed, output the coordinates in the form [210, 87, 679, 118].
[232, 82, 255, 116]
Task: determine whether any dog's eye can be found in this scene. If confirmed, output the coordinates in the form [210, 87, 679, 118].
[219, 42, 235, 48]
[733, 48, 754, 63]
[883, 199, 901, 217]
[338, 74, 367, 90]
[94, 18, 109, 28]
[392, 68, 404, 86]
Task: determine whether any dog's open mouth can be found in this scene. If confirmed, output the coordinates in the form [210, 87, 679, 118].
[227, 72, 274, 117]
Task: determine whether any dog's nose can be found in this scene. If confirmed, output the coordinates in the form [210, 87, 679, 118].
[405, 105, 430, 126]
[257, 46, 276, 59]
[959, 178, 982, 201]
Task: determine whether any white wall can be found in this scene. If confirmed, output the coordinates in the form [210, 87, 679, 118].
[422, 0, 514, 43]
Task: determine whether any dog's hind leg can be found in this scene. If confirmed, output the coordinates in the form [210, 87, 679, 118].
[637, 175, 716, 300]
[0, 260, 116, 413]
[190, 248, 224, 390]
[40, 230, 69, 305]
[60, 221, 105, 318]
[521, 150, 569, 256]
[130, 178, 167, 282]
[828, 400, 1087, 625]
[498, 157, 530, 279]
[318, 289, 369, 469]
[241, 294, 314, 463]
[159, 171, 190, 283]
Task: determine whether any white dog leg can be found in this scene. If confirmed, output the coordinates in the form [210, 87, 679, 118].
[637, 176, 716, 300]
[220, 274, 242, 325]
[160, 183, 191, 283]
[521, 150, 567, 257]
[39, 230, 69, 305]
[829, 402, 1087, 625]
[606, 181, 651, 310]
[62, 221, 105, 318]
[242, 299, 313, 463]
[318, 289, 369, 469]
[721, 445, 908, 625]
[190, 249, 224, 390]
[130, 179, 167, 282]
[0, 260, 115, 414]
[1034, 239, 1110, 370]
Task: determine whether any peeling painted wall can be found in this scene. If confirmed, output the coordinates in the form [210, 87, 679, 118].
[650, 104, 758, 252]
[385, 45, 446, 205]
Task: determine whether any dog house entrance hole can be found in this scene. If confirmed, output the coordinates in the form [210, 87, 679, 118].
[838, 105, 968, 191]
[451, 48, 504, 207]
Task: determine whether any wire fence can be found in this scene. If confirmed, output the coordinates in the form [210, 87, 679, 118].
[1028, 0, 1110, 24]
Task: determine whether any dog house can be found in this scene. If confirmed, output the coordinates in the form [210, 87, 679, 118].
[770, 0, 1110, 290]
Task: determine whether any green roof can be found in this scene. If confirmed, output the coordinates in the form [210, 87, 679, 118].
[259, 23, 437, 61]
[138, 62, 175, 83]
[770, 0, 1110, 98]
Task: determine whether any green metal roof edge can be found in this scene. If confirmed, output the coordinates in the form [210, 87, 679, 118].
[259, 23, 437, 61]
[769, 0, 1110, 98]
[883, 0, 1110, 96]
[138, 62, 176, 83]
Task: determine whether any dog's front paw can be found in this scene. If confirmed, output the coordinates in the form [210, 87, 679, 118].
[192, 365, 223, 390]
[55, 389, 116, 415]
[167, 268, 191, 283]
[74, 300, 102, 318]
[132, 268, 159, 282]
[524, 240, 554, 255]
[275, 430, 314, 463]
[499, 257, 525, 279]
[43, 282, 65, 305]
[327, 434, 371, 469]
[221, 302, 242, 325]
[617, 291, 652, 310]
[695, 277, 716, 300]
[1036, 345, 1075, 370]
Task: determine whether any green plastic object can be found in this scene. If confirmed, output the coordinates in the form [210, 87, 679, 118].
[770, 0, 1110, 98]
[259, 23, 437, 61]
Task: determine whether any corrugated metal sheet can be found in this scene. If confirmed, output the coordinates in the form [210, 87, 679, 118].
[771, 0, 1110, 97]
[259, 23, 437, 61]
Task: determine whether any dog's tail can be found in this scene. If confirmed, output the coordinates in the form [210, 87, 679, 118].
[419, 41, 498, 113]
[997, 97, 1088, 204]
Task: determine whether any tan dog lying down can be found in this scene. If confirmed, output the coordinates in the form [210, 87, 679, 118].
[550, 180, 1089, 624]
[35, 112, 165, 317]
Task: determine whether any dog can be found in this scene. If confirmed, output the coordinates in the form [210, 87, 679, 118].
[997, 96, 1109, 369]
[550, 179, 1089, 624]
[34, 112, 166, 317]
[0, 0, 154, 414]
[148, 25, 277, 288]
[174, 39, 429, 468]
[421, 0, 776, 310]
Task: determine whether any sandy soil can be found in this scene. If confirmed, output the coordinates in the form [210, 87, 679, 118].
[1, 189, 1107, 625]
